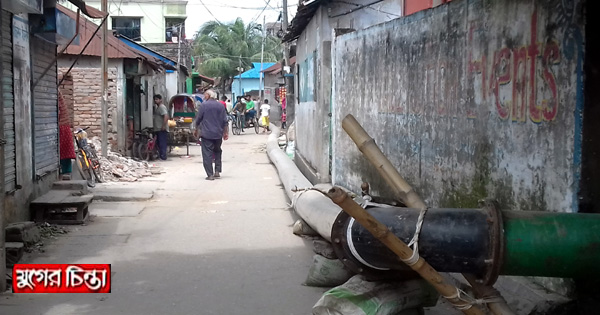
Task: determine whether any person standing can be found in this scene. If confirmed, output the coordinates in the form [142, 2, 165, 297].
[195, 89, 229, 180]
[281, 96, 287, 129]
[58, 91, 76, 180]
[153, 94, 169, 160]
[259, 99, 271, 133]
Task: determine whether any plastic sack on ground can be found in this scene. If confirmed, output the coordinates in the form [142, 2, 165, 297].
[293, 219, 319, 236]
[304, 255, 354, 287]
[286, 140, 295, 159]
[312, 275, 439, 315]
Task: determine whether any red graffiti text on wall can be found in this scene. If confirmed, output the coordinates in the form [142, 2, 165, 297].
[469, 9, 561, 123]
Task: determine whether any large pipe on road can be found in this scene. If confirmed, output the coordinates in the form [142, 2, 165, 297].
[266, 125, 600, 284]
[267, 125, 342, 241]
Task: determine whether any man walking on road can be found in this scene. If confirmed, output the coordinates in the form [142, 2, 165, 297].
[153, 94, 169, 160]
[195, 89, 229, 180]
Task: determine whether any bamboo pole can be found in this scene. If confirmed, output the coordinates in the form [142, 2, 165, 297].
[342, 114, 514, 315]
[464, 274, 515, 315]
[327, 187, 486, 315]
[341, 115, 426, 209]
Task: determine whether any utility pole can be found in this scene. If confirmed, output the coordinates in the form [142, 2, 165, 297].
[101, 0, 108, 157]
[282, 0, 292, 123]
[177, 23, 182, 93]
[238, 56, 242, 97]
[259, 15, 265, 102]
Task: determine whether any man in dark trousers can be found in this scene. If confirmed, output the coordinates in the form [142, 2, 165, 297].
[194, 89, 229, 180]
[153, 94, 169, 160]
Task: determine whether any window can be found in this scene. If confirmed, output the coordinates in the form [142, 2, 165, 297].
[112, 17, 141, 41]
[165, 18, 185, 42]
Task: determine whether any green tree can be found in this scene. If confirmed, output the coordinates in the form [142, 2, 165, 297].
[193, 18, 282, 93]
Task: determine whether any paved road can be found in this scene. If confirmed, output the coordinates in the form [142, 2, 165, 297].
[1, 133, 325, 315]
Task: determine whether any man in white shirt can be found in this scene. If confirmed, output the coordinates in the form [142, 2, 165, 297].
[259, 99, 271, 133]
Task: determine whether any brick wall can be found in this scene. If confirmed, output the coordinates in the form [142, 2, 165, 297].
[59, 67, 119, 149]
[58, 73, 74, 125]
[144, 42, 192, 69]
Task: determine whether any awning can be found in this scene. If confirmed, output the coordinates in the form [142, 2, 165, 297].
[66, 0, 106, 19]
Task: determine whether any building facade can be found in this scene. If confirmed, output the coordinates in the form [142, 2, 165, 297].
[57, 4, 173, 154]
[231, 62, 275, 100]
[63, 0, 191, 99]
[283, 0, 404, 184]
[78, 0, 187, 44]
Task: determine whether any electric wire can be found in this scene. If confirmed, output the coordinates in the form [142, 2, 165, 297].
[198, 0, 224, 24]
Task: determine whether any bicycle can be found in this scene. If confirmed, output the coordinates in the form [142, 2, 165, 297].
[245, 115, 260, 134]
[74, 127, 103, 187]
[137, 127, 158, 161]
[231, 111, 244, 135]
[240, 112, 260, 134]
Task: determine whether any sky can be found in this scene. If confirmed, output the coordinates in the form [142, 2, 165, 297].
[185, 0, 299, 38]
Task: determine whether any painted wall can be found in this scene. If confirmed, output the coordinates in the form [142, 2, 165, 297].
[405, 0, 450, 16]
[332, 0, 585, 215]
[294, 0, 403, 183]
[231, 78, 261, 97]
[65, 1, 187, 44]
[166, 72, 178, 101]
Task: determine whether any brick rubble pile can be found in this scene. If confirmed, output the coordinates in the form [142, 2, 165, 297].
[91, 138, 153, 182]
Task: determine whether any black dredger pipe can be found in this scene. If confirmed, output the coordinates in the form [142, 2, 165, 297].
[332, 207, 495, 279]
[330, 204, 600, 284]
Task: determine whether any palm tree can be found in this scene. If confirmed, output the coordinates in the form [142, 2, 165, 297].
[193, 18, 282, 93]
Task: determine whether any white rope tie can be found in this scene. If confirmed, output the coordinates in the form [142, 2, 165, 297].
[443, 288, 504, 310]
[290, 187, 327, 208]
[400, 207, 428, 266]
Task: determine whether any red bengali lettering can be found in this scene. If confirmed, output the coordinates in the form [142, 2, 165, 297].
[13, 264, 111, 293]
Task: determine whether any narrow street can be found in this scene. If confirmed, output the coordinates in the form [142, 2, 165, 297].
[2, 133, 325, 314]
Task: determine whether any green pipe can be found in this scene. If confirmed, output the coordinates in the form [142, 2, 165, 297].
[502, 211, 600, 278]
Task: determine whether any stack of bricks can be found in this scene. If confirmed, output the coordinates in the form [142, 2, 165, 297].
[61, 67, 119, 149]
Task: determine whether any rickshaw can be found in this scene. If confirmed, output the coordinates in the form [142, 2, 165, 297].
[167, 93, 199, 155]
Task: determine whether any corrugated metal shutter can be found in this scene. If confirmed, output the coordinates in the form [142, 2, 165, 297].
[2, 10, 16, 191]
[31, 37, 58, 175]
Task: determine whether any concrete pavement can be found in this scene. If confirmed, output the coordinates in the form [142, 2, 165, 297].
[1, 133, 325, 315]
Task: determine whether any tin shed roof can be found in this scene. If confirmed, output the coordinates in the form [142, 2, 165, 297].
[58, 4, 160, 63]
[234, 62, 276, 79]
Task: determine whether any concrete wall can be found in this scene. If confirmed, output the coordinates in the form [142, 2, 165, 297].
[141, 72, 167, 130]
[66, 1, 187, 44]
[264, 73, 282, 122]
[294, 0, 403, 183]
[331, 0, 585, 215]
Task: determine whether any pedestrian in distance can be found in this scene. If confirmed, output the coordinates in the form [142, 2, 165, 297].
[194, 89, 229, 181]
[153, 94, 169, 160]
[232, 96, 246, 131]
[219, 95, 227, 109]
[281, 97, 287, 130]
[260, 99, 271, 133]
[244, 95, 257, 124]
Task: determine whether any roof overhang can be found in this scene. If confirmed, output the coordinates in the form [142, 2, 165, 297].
[282, 0, 327, 42]
[66, 0, 107, 19]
